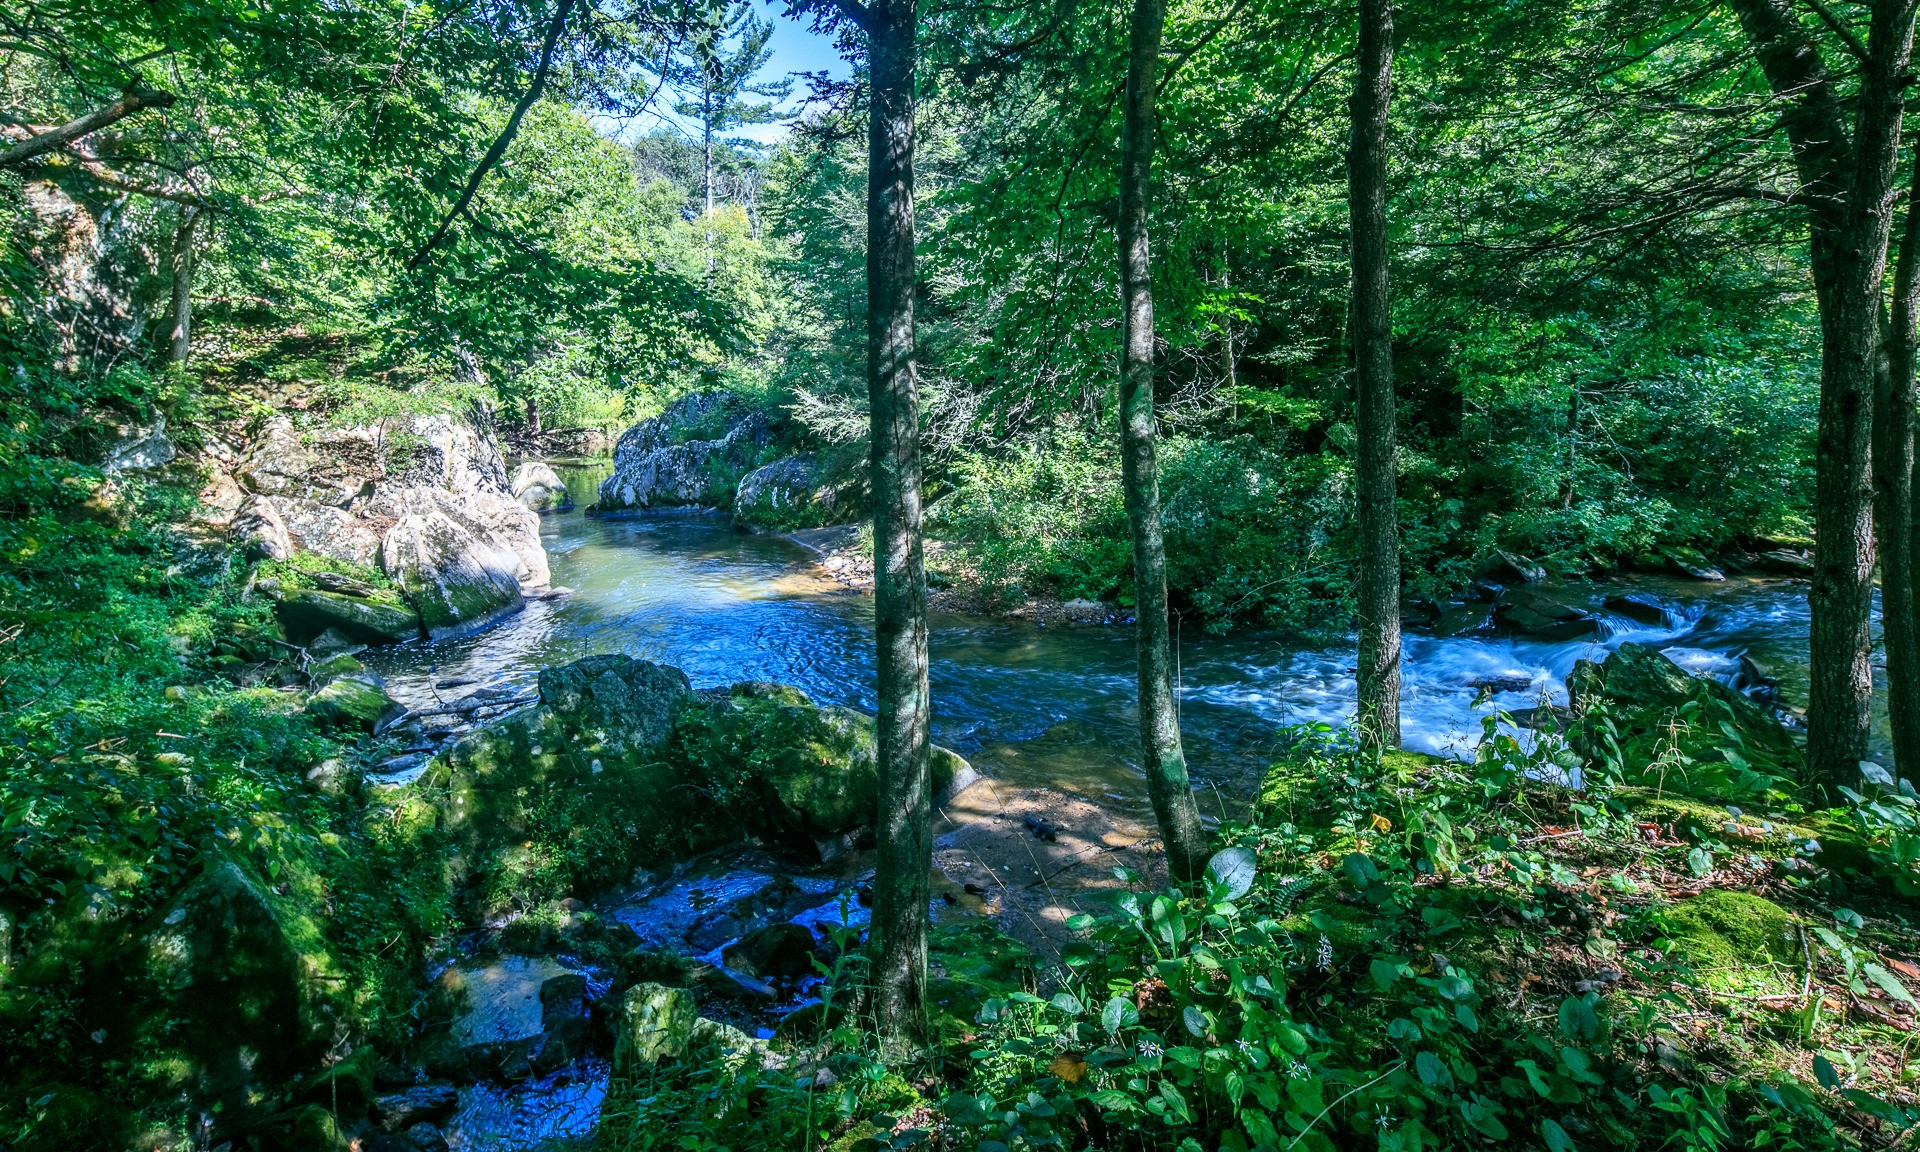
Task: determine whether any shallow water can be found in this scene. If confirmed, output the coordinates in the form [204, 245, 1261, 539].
[366, 476, 1853, 822]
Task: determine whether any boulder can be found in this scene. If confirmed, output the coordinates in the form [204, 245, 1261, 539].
[1482, 550, 1545, 585]
[428, 956, 588, 1080]
[721, 922, 822, 981]
[510, 461, 573, 512]
[276, 589, 421, 646]
[1431, 602, 1492, 638]
[429, 656, 697, 902]
[613, 982, 697, 1073]
[307, 652, 365, 685]
[102, 414, 176, 474]
[1603, 592, 1670, 627]
[306, 673, 405, 733]
[1753, 548, 1814, 575]
[1494, 585, 1598, 640]
[734, 454, 856, 529]
[596, 402, 772, 514]
[231, 497, 292, 561]
[1568, 642, 1801, 798]
[1643, 545, 1725, 582]
[270, 497, 385, 568]
[121, 854, 350, 1127]
[304, 757, 362, 797]
[381, 512, 524, 640]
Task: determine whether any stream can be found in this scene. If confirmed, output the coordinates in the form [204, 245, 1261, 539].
[359, 463, 1856, 1149]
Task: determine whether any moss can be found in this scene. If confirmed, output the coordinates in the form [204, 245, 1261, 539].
[927, 921, 1037, 1037]
[1663, 890, 1800, 982]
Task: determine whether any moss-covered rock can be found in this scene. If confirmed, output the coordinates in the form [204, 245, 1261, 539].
[1569, 642, 1801, 800]
[276, 588, 421, 646]
[1663, 890, 1799, 983]
[613, 982, 697, 1073]
[381, 510, 525, 640]
[305, 673, 404, 732]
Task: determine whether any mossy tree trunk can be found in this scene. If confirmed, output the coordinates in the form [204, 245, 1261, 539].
[1118, 0, 1209, 884]
[1348, 0, 1400, 748]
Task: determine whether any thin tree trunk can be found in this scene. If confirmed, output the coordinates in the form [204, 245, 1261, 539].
[1348, 0, 1399, 749]
[864, 0, 930, 1052]
[526, 394, 542, 437]
[704, 84, 716, 275]
[1880, 153, 1920, 775]
[1119, 0, 1210, 884]
[168, 206, 200, 368]
[1731, 0, 1913, 793]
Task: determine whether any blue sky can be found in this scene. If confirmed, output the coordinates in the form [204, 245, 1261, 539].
[607, 2, 850, 147]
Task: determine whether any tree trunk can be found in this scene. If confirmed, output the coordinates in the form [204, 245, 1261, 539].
[704, 83, 716, 276]
[526, 394, 542, 436]
[1118, 0, 1210, 884]
[1730, 0, 1913, 793]
[864, 0, 930, 1052]
[1880, 153, 1920, 776]
[1348, 0, 1399, 749]
[168, 206, 200, 369]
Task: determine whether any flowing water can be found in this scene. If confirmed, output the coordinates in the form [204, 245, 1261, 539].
[369, 463, 1849, 1149]
[370, 463, 1844, 817]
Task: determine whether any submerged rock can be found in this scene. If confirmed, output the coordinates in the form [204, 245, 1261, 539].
[721, 921, 821, 981]
[1494, 585, 1598, 640]
[1603, 592, 1670, 627]
[427, 956, 589, 1080]
[1431, 602, 1493, 638]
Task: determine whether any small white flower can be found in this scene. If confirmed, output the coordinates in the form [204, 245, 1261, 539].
[1234, 1038, 1254, 1055]
[1289, 1060, 1308, 1078]
[1137, 1041, 1164, 1059]
[1315, 934, 1334, 971]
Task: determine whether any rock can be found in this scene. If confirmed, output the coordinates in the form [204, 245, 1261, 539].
[127, 854, 351, 1127]
[381, 511, 524, 640]
[308, 627, 365, 656]
[1648, 545, 1725, 582]
[1494, 586, 1598, 640]
[1603, 593, 1670, 627]
[1568, 642, 1801, 797]
[306, 673, 405, 733]
[1431, 603, 1492, 638]
[372, 1085, 460, 1132]
[690, 1016, 769, 1067]
[596, 395, 772, 513]
[722, 922, 821, 981]
[366, 1123, 451, 1152]
[304, 757, 362, 797]
[1060, 598, 1108, 622]
[231, 496, 292, 560]
[1753, 548, 1814, 575]
[429, 956, 588, 1080]
[511, 461, 573, 512]
[276, 588, 421, 646]
[307, 652, 366, 685]
[1468, 673, 1535, 695]
[429, 656, 696, 903]
[270, 497, 386, 568]
[734, 454, 857, 529]
[613, 982, 697, 1073]
[102, 414, 176, 473]
[1662, 890, 1798, 978]
[1483, 550, 1545, 584]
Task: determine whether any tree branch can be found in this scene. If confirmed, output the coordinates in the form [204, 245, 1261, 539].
[1159, 0, 1254, 93]
[0, 86, 175, 169]
[829, 0, 877, 34]
[1802, 0, 1870, 61]
[405, 0, 575, 269]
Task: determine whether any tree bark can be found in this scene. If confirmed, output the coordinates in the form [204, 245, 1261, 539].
[526, 394, 542, 436]
[0, 86, 175, 169]
[863, 0, 930, 1052]
[168, 206, 200, 369]
[1880, 152, 1920, 776]
[1119, 0, 1210, 884]
[1730, 0, 1913, 793]
[1348, 0, 1400, 749]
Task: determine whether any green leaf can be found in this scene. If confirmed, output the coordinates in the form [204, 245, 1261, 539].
[1542, 1118, 1576, 1152]
[1813, 1053, 1841, 1090]
[1415, 1050, 1451, 1087]
[1183, 1005, 1209, 1037]
[1050, 992, 1085, 1016]
[1065, 913, 1096, 931]
[1102, 995, 1139, 1034]
[1206, 846, 1258, 901]
[1862, 962, 1916, 1006]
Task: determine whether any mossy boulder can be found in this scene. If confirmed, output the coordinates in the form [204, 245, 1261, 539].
[613, 982, 697, 1073]
[305, 673, 404, 732]
[426, 655, 697, 908]
[276, 588, 421, 646]
[1569, 642, 1801, 800]
[1663, 890, 1799, 985]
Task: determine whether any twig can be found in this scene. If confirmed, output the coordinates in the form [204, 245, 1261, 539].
[1285, 1062, 1405, 1149]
